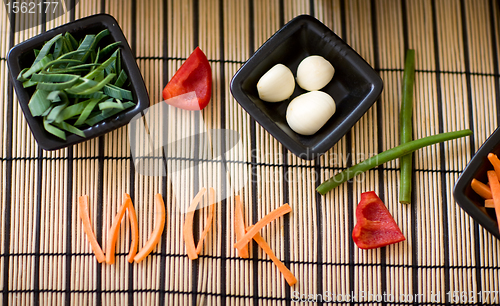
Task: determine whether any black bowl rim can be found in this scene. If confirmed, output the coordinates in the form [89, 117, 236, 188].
[230, 14, 383, 160]
[7, 13, 149, 151]
[453, 126, 500, 239]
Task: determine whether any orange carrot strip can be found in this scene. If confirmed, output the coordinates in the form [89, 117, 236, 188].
[195, 188, 216, 254]
[487, 171, 500, 233]
[234, 204, 292, 251]
[134, 194, 166, 263]
[488, 153, 500, 179]
[126, 199, 139, 263]
[247, 225, 297, 286]
[78, 195, 106, 263]
[234, 195, 249, 258]
[182, 188, 207, 260]
[485, 199, 495, 208]
[106, 195, 131, 264]
[471, 179, 492, 199]
[105, 193, 139, 264]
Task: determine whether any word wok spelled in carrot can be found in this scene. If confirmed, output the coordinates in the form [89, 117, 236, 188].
[80, 189, 297, 286]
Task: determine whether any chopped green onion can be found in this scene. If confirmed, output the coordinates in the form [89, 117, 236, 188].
[76, 73, 115, 95]
[109, 48, 121, 76]
[53, 37, 64, 59]
[45, 101, 69, 124]
[47, 90, 62, 102]
[104, 84, 133, 100]
[18, 55, 52, 80]
[114, 70, 128, 87]
[22, 79, 38, 88]
[43, 117, 66, 140]
[94, 70, 105, 82]
[93, 47, 101, 70]
[18, 30, 135, 140]
[84, 56, 116, 80]
[99, 41, 121, 57]
[60, 38, 70, 54]
[41, 58, 82, 72]
[74, 98, 100, 126]
[67, 92, 106, 100]
[41, 104, 55, 117]
[56, 50, 86, 60]
[64, 78, 98, 94]
[74, 34, 95, 62]
[53, 121, 86, 138]
[28, 89, 51, 117]
[90, 29, 110, 51]
[65, 32, 78, 50]
[31, 73, 79, 83]
[57, 99, 91, 123]
[35, 74, 80, 91]
[84, 101, 135, 126]
[98, 98, 124, 110]
[42, 63, 100, 74]
[32, 34, 62, 65]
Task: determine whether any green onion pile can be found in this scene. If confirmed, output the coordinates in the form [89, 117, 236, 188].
[18, 29, 135, 140]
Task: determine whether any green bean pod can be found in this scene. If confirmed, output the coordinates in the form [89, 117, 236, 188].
[316, 129, 472, 195]
[399, 49, 416, 204]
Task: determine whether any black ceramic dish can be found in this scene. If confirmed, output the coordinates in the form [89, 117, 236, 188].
[230, 14, 383, 160]
[7, 13, 149, 151]
[454, 127, 500, 239]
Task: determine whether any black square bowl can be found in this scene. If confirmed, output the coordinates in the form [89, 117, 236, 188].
[7, 13, 149, 151]
[230, 14, 383, 160]
[454, 127, 500, 239]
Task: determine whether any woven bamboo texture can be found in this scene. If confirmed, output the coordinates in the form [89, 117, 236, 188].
[1, 0, 500, 305]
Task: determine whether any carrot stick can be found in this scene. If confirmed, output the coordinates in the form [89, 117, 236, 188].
[234, 195, 249, 258]
[234, 204, 292, 251]
[104, 193, 139, 264]
[488, 153, 500, 179]
[485, 199, 495, 208]
[126, 199, 139, 263]
[183, 188, 207, 260]
[134, 194, 166, 263]
[486, 171, 500, 232]
[106, 195, 131, 264]
[471, 179, 492, 199]
[78, 195, 106, 263]
[195, 188, 216, 254]
[248, 227, 297, 286]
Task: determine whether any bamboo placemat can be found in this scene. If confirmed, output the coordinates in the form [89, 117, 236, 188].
[1, 0, 500, 305]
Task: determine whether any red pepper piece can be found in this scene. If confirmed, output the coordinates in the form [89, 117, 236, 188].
[352, 191, 405, 249]
[162, 47, 212, 110]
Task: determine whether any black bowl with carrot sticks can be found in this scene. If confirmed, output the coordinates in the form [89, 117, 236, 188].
[454, 126, 500, 239]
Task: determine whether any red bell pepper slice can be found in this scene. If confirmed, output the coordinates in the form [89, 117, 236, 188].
[162, 47, 212, 110]
[352, 191, 405, 249]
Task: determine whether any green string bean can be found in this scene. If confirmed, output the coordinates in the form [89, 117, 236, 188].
[399, 49, 416, 204]
[316, 129, 472, 195]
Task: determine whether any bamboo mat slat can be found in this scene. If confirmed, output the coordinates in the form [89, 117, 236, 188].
[1, 0, 500, 305]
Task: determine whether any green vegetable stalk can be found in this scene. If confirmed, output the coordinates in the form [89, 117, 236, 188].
[316, 129, 472, 195]
[19, 29, 134, 140]
[399, 49, 416, 204]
